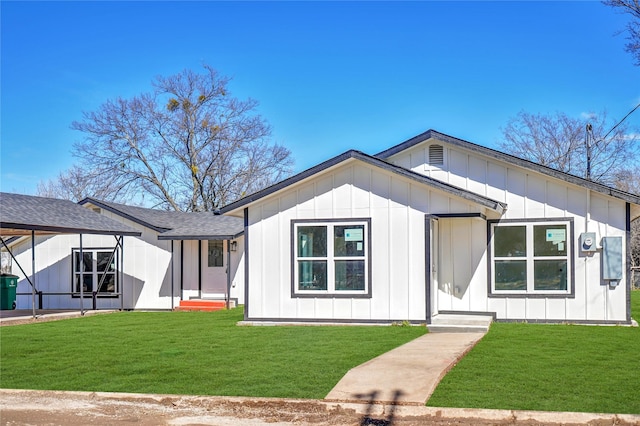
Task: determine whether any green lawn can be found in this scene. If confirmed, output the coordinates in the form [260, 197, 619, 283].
[427, 290, 640, 414]
[0, 308, 425, 399]
[3, 294, 640, 414]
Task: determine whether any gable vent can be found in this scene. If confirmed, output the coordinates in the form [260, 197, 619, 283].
[429, 144, 444, 166]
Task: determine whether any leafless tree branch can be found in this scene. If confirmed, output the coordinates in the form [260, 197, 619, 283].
[39, 65, 294, 211]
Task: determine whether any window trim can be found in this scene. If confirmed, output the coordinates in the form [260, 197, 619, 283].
[291, 218, 372, 299]
[71, 247, 119, 298]
[487, 218, 575, 298]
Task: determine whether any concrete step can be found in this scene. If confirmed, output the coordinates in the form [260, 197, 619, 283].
[428, 313, 493, 333]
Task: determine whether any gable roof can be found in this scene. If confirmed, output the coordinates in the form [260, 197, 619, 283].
[220, 149, 507, 215]
[376, 129, 640, 206]
[79, 198, 244, 240]
[0, 192, 141, 237]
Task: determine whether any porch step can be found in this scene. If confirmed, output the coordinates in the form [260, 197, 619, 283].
[175, 299, 232, 312]
[427, 313, 494, 333]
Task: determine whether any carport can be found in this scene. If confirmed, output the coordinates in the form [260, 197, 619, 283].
[0, 192, 141, 318]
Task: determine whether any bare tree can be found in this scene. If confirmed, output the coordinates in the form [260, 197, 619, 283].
[47, 65, 293, 211]
[37, 165, 138, 203]
[632, 219, 640, 289]
[499, 110, 639, 186]
[501, 110, 640, 288]
[614, 167, 640, 288]
[604, 0, 640, 65]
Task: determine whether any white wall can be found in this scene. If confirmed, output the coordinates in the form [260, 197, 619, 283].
[387, 140, 629, 322]
[8, 209, 246, 310]
[436, 218, 488, 313]
[9, 229, 173, 310]
[244, 160, 487, 321]
[97, 210, 175, 310]
[180, 240, 200, 301]
[230, 238, 245, 304]
[180, 238, 245, 304]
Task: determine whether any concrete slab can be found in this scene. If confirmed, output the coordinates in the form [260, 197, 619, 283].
[325, 331, 486, 405]
[0, 309, 116, 326]
[427, 313, 494, 333]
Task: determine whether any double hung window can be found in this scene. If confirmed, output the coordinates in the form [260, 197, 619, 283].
[292, 219, 371, 297]
[489, 219, 573, 295]
[72, 248, 118, 295]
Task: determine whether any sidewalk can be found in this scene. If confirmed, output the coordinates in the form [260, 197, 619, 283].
[325, 331, 486, 405]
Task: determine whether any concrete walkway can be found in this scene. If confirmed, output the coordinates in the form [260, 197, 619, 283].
[325, 331, 486, 405]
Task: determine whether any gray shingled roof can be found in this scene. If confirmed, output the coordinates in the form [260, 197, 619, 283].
[0, 192, 141, 237]
[80, 198, 243, 240]
[157, 213, 244, 240]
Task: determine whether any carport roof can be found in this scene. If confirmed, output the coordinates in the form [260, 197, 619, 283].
[0, 192, 141, 237]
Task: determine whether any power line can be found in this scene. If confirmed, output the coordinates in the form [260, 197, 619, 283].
[602, 102, 640, 141]
[584, 102, 640, 181]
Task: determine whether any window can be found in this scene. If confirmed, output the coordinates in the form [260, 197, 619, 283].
[292, 219, 371, 297]
[208, 240, 224, 267]
[72, 248, 118, 295]
[489, 219, 573, 295]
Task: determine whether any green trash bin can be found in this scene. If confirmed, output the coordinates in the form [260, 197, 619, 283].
[0, 274, 18, 310]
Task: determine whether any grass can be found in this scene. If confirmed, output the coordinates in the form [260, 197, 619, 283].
[3, 294, 640, 413]
[0, 308, 425, 399]
[427, 290, 640, 414]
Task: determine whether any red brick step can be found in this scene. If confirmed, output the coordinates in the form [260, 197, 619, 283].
[175, 299, 227, 312]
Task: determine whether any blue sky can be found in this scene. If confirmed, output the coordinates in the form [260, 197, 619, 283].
[1, 1, 639, 195]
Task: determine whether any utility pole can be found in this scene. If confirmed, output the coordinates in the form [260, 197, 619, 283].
[585, 123, 593, 181]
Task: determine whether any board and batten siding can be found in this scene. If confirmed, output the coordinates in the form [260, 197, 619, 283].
[245, 160, 486, 321]
[180, 239, 245, 304]
[435, 217, 489, 314]
[387, 141, 628, 322]
[94, 209, 176, 310]
[10, 212, 178, 311]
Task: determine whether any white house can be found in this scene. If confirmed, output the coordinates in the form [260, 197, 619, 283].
[221, 129, 640, 324]
[5, 197, 245, 311]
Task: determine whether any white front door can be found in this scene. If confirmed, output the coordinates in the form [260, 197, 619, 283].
[202, 240, 226, 297]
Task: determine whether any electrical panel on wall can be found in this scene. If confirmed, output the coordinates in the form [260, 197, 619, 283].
[579, 232, 597, 253]
[601, 236, 623, 285]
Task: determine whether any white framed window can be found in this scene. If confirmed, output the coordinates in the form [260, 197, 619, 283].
[488, 218, 573, 295]
[72, 248, 118, 295]
[291, 218, 371, 298]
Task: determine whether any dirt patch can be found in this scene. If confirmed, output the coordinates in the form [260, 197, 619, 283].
[1, 389, 638, 425]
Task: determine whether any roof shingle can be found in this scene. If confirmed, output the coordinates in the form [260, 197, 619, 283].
[0, 193, 141, 236]
[80, 199, 243, 240]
